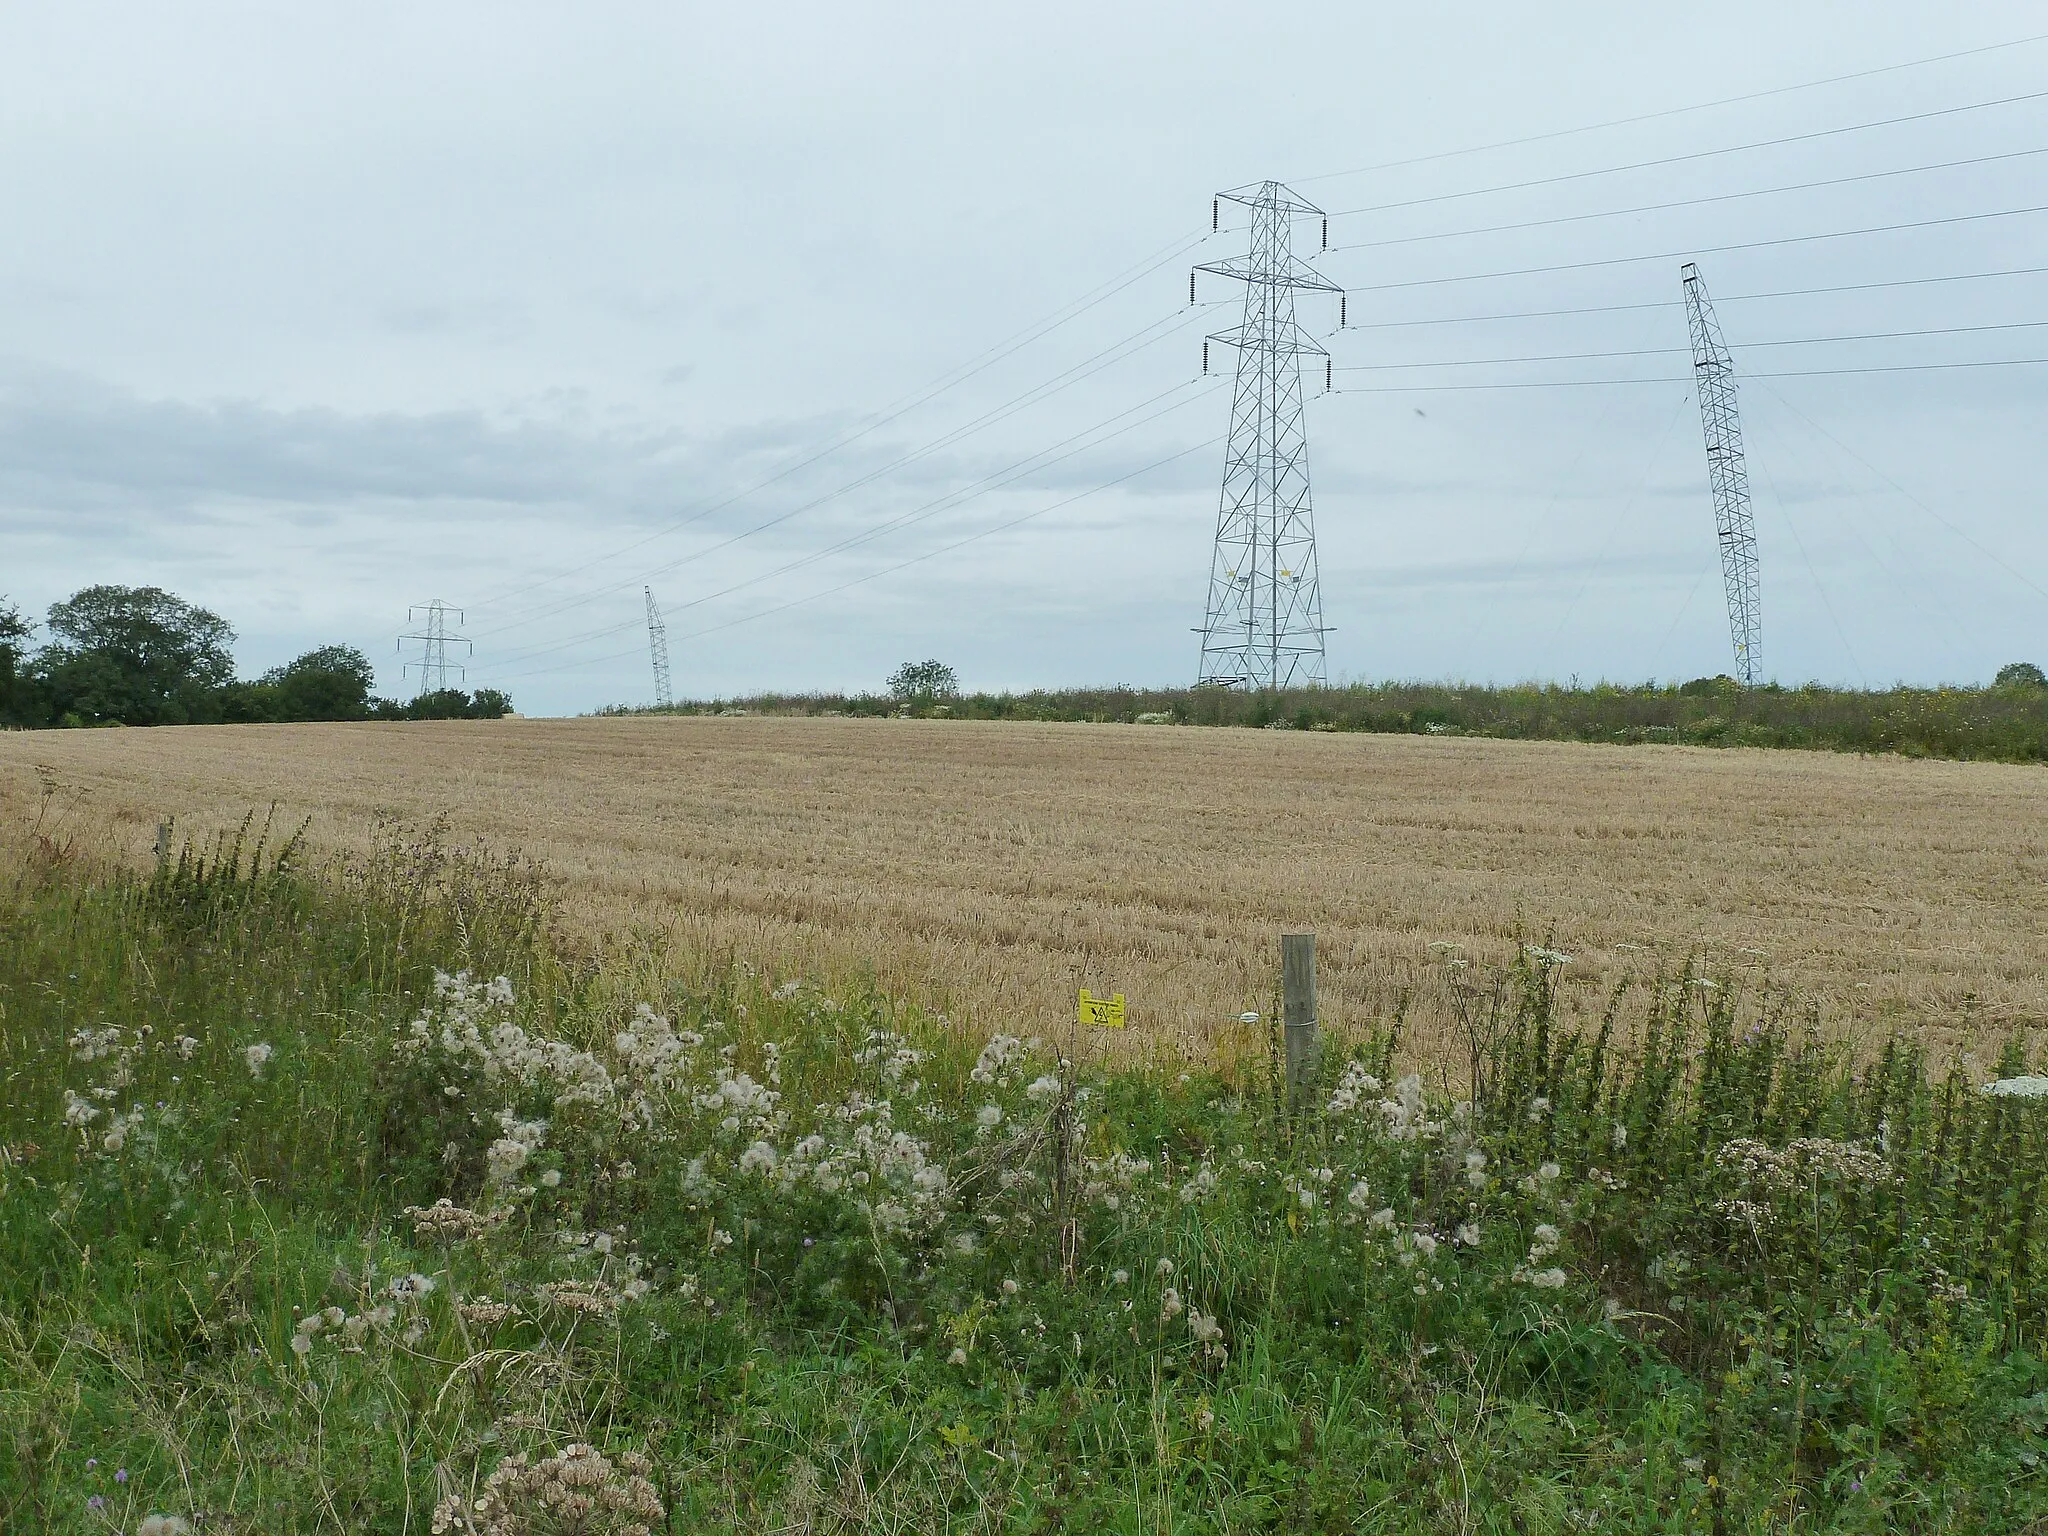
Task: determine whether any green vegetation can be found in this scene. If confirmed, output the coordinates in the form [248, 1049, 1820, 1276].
[887, 658, 962, 703]
[616, 671, 2048, 764]
[3, 827, 2047, 1532]
[0, 587, 511, 729]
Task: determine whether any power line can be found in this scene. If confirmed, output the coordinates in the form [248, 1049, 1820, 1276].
[1336, 319, 2048, 371]
[1290, 30, 2048, 185]
[664, 382, 1220, 622]
[462, 227, 1209, 618]
[1329, 357, 2048, 392]
[471, 302, 1209, 644]
[1741, 371, 2048, 605]
[487, 378, 1221, 671]
[494, 434, 1225, 682]
[1322, 88, 2048, 226]
[1337, 145, 2048, 252]
[1334, 203, 2048, 293]
[1341, 265, 2048, 329]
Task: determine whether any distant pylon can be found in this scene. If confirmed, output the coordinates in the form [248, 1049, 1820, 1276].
[398, 600, 471, 697]
[644, 586, 673, 709]
[1680, 262, 1762, 685]
[1192, 180, 1341, 690]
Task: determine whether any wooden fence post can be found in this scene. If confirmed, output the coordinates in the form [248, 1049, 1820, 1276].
[1283, 932, 1318, 1114]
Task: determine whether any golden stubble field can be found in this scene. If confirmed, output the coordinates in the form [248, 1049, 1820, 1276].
[5, 716, 2045, 1063]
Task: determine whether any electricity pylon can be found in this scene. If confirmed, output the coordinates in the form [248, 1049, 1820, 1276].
[1680, 262, 1762, 685]
[1192, 180, 1341, 689]
[644, 586, 673, 709]
[398, 600, 470, 697]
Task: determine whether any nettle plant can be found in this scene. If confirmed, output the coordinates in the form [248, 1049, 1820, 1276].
[1449, 946, 2048, 1359]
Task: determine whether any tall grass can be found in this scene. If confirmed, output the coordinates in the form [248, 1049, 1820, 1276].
[2, 829, 2044, 1532]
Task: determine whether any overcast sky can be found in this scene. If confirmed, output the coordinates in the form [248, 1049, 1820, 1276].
[4, 3, 2045, 712]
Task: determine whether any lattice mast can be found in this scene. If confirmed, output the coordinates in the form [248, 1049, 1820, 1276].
[398, 599, 470, 697]
[1192, 181, 1341, 689]
[644, 586, 673, 709]
[1680, 262, 1762, 685]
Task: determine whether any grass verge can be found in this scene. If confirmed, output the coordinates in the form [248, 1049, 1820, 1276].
[2, 826, 2045, 1532]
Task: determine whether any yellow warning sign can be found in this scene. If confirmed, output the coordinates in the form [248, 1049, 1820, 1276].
[1079, 988, 1127, 1029]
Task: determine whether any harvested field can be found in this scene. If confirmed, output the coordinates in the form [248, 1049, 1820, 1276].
[5, 716, 2045, 1060]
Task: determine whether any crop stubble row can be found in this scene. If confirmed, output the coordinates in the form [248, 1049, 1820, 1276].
[4, 716, 2044, 1060]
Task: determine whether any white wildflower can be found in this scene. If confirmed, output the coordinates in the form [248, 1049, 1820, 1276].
[948, 1347, 968, 1365]
[1002, 1278, 1019, 1295]
[1327, 1060, 1384, 1115]
[1538, 1161, 1561, 1183]
[1369, 1206, 1396, 1230]
[1111, 1269, 1130, 1285]
[244, 1042, 274, 1077]
[1984, 1076, 2048, 1099]
[976, 1104, 1003, 1128]
[1528, 1267, 1568, 1290]
[1155, 1258, 1175, 1278]
[738, 1140, 780, 1176]
[1455, 1223, 1481, 1246]
[175, 1035, 200, 1059]
[1159, 1287, 1184, 1320]
[485, 1138, 530, 1184]
[1025, 1075, 1061, 1102]
[1346, 1179, 1373, 1211]
[540, 1168, 562, 1188]
[69, 1025, 123, 1062]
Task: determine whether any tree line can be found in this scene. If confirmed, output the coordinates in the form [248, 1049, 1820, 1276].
[0, 585, 511, 729]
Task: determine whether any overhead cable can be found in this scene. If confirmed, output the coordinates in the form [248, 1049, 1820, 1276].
[1291, 30, 2048, 185]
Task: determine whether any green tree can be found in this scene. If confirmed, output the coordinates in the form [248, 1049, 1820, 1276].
[263, 644, 377, 720]
[0, 597, 34, 726]
[34, 585, 236, 726]
[887, 659, 959, 701]
[1994, 661, 2046, 690]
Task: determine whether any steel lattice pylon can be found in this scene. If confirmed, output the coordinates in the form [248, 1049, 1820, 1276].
[399, 599, 470, 697]
[1680, 262, 1762, 685]
[1193, 181, 1340, 689]
[643, 586, 673, 708]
